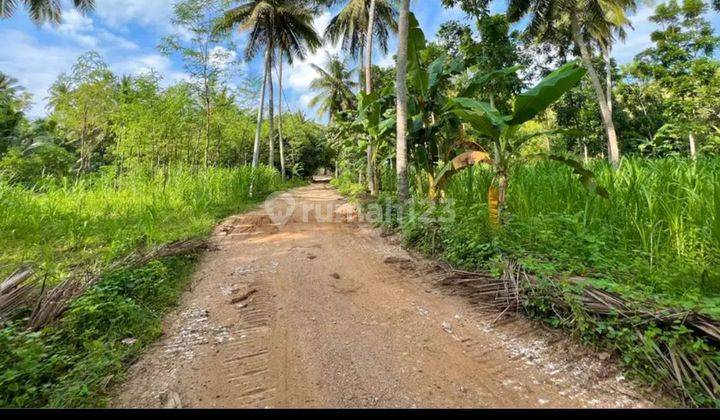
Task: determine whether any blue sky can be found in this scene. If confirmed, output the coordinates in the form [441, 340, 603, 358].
[1, 0, 718, 121]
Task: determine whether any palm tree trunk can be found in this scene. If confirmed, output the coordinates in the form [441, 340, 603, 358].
[395, 0, 410, 202]
[365, 0, 376, 94]
[602, 44, 612, 114]
[267, 48, 275, 169]
[365, 0, 378, 196]
[278, 58, 286, 180]
[253, 48, 270, 169]
[358, 45, 365, 91]
[570, 10, 620, 166]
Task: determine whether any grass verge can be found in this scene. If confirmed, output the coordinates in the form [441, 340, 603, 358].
[332, 157, 720, 407]
[0, 165, 304, 407]
[0, 257, 195, 407]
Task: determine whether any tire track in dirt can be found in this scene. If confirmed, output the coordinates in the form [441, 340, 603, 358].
[111, 183, 655, 408]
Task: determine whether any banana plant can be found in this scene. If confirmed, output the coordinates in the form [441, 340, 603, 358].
[402, 12, 518, 202]
[448, 61, 608, 223]
[356, 87, 396, 195]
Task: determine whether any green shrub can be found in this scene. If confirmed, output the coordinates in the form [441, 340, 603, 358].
[0, 257, 195, 408]
[0, 146, 74, 186]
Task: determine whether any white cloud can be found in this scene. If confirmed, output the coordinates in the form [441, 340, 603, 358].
[377, 53, 395, 68]
[95, 0, 175, 29]
[42, 8, 138, 51]
[612, 5, 657, 64]
[0, 33, 181, 118]
[113, 53, 170, 76]
[112, 54, 190, 87]
[99, 30, 140, 50]
[51, 8, 98, 48]
[209, 45, 238, 70]
[285, 11, 342, 117]
[0, 29, 83, 118]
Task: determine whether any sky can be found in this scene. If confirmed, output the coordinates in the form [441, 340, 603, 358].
[1, 0, 718, 121]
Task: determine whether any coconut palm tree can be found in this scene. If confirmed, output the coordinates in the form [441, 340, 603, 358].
[395, 0, 409, 202]
[0, 73, 21, 97]
[0, 0, 94, 24]
[325, 0, 397, 195]
[507, 0, 635, 166]
[217, 0, 321, 170]
[308, 54, 357, 121]
[275, 1, 322, 179]
[324, 0, 397, 92]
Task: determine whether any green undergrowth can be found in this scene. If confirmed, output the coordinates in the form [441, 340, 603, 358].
[330, 174, 368, 203]
[0, 165, 301, 282]
[0, 165, 305, 408]
[334, 156, 720, 406]
[0, 256, 195, 407]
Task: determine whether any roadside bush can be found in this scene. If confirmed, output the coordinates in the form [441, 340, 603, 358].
[0, 145, 74, 186]
[0, 257, 195, 408]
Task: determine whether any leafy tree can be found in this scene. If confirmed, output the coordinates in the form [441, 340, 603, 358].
[274, 1, 323, 179]
[435, 20, 474, 60]
[624, 0, 720, 157]
[357, 85, 396, 195]
[161, 0, 237, 167]
[554, 57, 625, 159]
[440, 0, 488, 23]
[450, 62, 600, 222]
[467, 14, 525, 112]
[0, 73, 27, 154]
[282, 112, 330, 177]
[217, 0, 321, 172]
[507, 0, 636, 165]
[0, 144, 74, 186]
[49, 52, 117, 176]
[325, 0, 397, 90]
[325, 0, 398, 195]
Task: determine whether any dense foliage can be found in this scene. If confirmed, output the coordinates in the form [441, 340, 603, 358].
[4, 0, 720, 408]
[0, 0, 323, 408]
[328, 0, 720, 406]
[1, 256, 196, 407]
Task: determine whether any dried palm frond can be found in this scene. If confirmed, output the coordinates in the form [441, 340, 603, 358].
[437, 258, 720, 405]
[0, 266, 36, 321]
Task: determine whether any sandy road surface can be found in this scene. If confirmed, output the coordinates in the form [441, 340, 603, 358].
[112, 183, 653, 408]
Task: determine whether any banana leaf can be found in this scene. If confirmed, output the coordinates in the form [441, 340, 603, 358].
[510, 62, 587, 126]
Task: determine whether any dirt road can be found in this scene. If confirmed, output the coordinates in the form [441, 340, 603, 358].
[112, 183, 652, 408]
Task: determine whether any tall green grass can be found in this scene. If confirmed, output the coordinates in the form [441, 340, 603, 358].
[0, 165, 286, 281]
[0, 165, 300, 407]
[439, 157, 720, 313]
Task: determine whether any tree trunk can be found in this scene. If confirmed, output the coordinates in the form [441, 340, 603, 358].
[278, 58, 286, 180]
[570, 10, 620, 166]
[252, 48, 270, 169]
[583, 142, 589, 164]
[366, 146, 376, 195]
[395, 0, 410, 202]
[365, 0, 378, 196]
[357, 45, 365, 90]
[689, 132, 697, 159]
[602, 44, 612, 114]
[204, 96, 211, 168]
[267, 48, 275, 169]
[365, 0, 376, 95]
